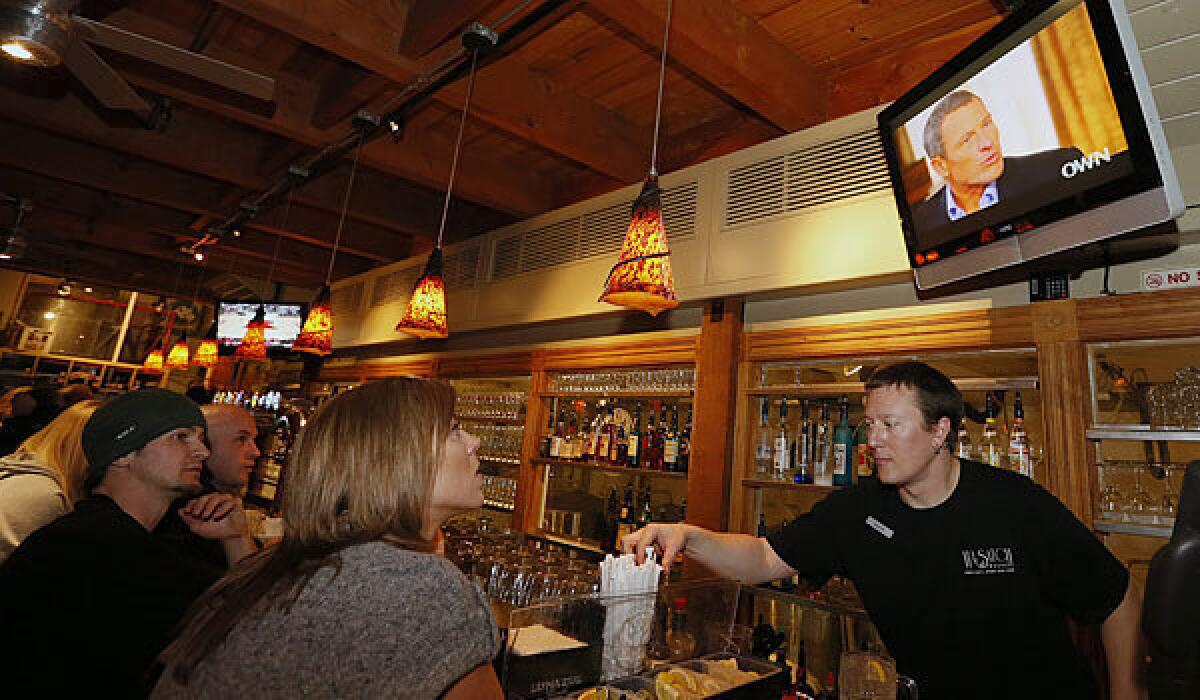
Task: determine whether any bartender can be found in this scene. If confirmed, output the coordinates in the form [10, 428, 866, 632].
[624, 361, 1143, 699]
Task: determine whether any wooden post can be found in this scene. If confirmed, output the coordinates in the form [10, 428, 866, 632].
[687, 298, 743, 531]
[515, 361, 550, 534]
[1031, 300, 1096, 524]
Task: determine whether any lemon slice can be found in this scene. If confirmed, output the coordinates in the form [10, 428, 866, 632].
[866, 659, 888, 682]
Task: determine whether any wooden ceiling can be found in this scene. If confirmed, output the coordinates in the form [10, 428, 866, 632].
[0, 0, 1006, 298]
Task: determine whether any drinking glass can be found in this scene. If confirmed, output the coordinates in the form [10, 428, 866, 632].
[1126, 465, 1153, 522]
[838, 651, 897, 700]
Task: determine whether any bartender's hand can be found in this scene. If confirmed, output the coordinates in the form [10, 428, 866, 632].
[622, 523, 693, 573]
[181, 492, 247, 541]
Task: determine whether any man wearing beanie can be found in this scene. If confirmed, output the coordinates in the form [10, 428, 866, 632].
[0, 389, 257, 697]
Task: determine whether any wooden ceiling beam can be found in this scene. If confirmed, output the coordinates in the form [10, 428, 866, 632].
[215, 0, 648, 183]
[0, 119, 403, 264]
[101, 7, 552, 216]
[585, 0, 830, 132]
[398, 0, 499, 57]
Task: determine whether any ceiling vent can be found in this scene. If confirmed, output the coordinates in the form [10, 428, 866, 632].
[724, 129, 890, 229]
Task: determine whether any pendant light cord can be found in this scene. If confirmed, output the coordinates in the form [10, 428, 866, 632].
[437, 48, 480, 249]
[649, 0, 673, 177]
[264, 190, 292, 295]
[327, 133, 364, 286]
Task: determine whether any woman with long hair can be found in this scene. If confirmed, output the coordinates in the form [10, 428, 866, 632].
[153, 377, 502, 698]
[0, 399, 100, 562]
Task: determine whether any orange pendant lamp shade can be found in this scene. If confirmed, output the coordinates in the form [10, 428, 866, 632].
[143, 346, 165, 371]
[599, 175, 679, 316]
[193, 321, 218, 368]
[395, 248, 448, 339]
[165, 334, 190, 370]
[235, 305, 270, 360]
[293, 285, 333, 355]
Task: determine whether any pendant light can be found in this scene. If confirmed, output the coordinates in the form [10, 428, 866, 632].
[294, 136, 363, 355]
[236, 196, 287, 361]
[598, 0, 680, 316]
[193, 322, 219, 368]
[146, 262, 181, 369]
[165, 332, 190, 370]
[142, 344, 165, 371]
[396, 34, 486, 339]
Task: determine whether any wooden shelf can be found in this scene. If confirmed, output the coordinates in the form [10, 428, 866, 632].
[480, 455, 521, 465]
[534, 531, 605, 554]
[745, 376, 1039, 396]
[542, 390, 693, 399]
[742, 478, 838, 493]
[1094, 518, 1173, 538]
[1087, 427, 1200, 441]
[482, 502, 515, 513]
[455, 415, 526, 425]
[745, 585, 869, 619]
[533, 457, 688, 480]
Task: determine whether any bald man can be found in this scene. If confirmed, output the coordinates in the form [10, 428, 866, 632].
[154, 404, 262, 571]
[200, 404, 262, 495]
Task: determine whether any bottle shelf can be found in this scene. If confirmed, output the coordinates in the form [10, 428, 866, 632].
[1087, 427, 1200, 441]
[542, 390, 693, 399]
[745, 376, 1039, 396]
[533, 530, 605, 554]
[483, 502, 516, 513]
[480, 455, 522, 465]
[533, 457, 688, 480]
[745, 585, 869, 619]
[742, 477, 838, 493]
[1094, 518, 1174, 538]
[456, 415, 526, 425]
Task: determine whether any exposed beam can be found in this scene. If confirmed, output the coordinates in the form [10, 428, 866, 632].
[214, 0, 647, 183]
[398, 0, 498, 57]
[0, 86, 508, 242]
[0, 118, 404, 263]
[586, 0, 830, 132]
[101, 7, 552, 216]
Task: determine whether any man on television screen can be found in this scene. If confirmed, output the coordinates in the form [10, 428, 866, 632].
[911, 90, 1083, 234]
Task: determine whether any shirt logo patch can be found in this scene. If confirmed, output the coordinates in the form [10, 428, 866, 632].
[865, 516, 893, 539]
[962, 547, 1015, 575]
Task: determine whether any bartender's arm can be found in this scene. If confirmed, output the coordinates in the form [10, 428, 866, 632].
[622, 523, 795, 584]
[1101, 579, 1145, 700]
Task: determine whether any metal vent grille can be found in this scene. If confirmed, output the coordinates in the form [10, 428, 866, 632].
[370, 266, 419, 308]
[724, 130, 889, 229]
[330, 282, 362, 316]
[491, 181, 698, 280]
[444, 246, 480, 291]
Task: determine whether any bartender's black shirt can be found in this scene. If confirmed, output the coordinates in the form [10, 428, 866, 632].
[767, 459, 1128, 700]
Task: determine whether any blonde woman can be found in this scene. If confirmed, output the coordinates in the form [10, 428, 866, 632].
[154, 377, 501, 699]
[0, 399, 100, 562]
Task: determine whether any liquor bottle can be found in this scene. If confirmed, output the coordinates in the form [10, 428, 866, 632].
[539, 406, 555, 458]
[956, 418, 973, 460]
[595, 401, 612, 464]
[643, 405, 657, 470]
[812, 401, 833, 486]
[602, 487, 620, 552]
[981, 394, 1003, 467]
[757, 512, 768, 538]
[793, 399, 813, 484]
[665, 597, 697, 662]
[677, 407, 692, 473]
[773, 398, 792, 480]
[627, 401, 642, 468]
[832, 394, 854, 487]
[755, 398, 773, 477]
[616, 482, 635, 546]
[663, 404, 680, 472]
[550, 408, 566, 459]
[613, 419, 627, 465]
[638, 485, 653, 528]
[854, 420, 873, 479]
[1009, 391, 1032, 477]
[654, 403, 669, 471]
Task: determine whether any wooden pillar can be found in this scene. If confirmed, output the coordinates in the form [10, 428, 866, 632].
[1032, 300, 1096, 524]
[514, 361, 550, 534]
[687, 298, 743, 531]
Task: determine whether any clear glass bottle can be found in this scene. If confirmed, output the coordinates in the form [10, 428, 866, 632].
[956, 417, 973, 460]
[773, 397, 792, 480]
[980, 394, 1003, 467]
[755, 398, 772, 476]
[812, 400, 833, 486]
[1008, 391, 1032, 477]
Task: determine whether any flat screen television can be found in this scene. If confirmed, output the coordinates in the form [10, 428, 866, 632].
[216, 302, 305, 348]
[878, 0, 1184, 290]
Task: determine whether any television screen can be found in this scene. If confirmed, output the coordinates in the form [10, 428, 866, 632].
[217, 302, 305, 348]
[879, 0, 1183, 289]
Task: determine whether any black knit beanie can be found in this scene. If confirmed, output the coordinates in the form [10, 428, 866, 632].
[82, 388, 207, 483]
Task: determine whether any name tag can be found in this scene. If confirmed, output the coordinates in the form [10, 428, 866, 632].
[865, 516, 893, 539]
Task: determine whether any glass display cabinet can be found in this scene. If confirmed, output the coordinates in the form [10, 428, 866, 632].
[451, 375, 532, 532]
[736, 348, 1043, 536]
[532, 367, 695, 553]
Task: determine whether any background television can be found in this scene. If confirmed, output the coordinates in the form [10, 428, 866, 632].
[216, 301, 304, 348]
[878, 0, 1184, 290]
